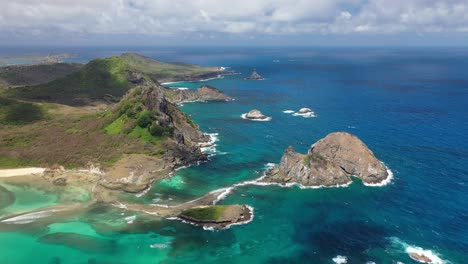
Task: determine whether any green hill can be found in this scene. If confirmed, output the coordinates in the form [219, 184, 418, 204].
[9, 53, 222, 105]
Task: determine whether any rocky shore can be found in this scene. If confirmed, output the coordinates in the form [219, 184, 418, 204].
[263, 132, 390, 187]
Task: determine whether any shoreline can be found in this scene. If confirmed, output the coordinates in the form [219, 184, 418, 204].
[0, 168, 46, 178]
[161, 70, 240, 85]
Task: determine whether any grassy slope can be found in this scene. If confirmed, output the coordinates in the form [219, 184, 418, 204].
[9, 53, 219, 105]
[10, 57, 131, 105]
[0, 53, 208, 168]
[103, 87, 172, 146]
[181, 206, 229, 221]
[120, 53, 218, 82]
[0, 63, 82, 87]
[0, 107, 154, 169]
[0, 97, 47, 125]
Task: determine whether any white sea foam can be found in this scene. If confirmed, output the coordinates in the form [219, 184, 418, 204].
[241, 114, 272, 121]
[292, 112, 317, 118]
[209, 163, 352, 204]
[135, 185, 152, 197]
[199, 133, 220, 156]
[1, 209, 60, 224]
[390, 237, 448, 264]
[362, 164, 394, 187]
[332, 255, 348, 264]
[150, 243, 169, 249]
[150, 244, 169, 249]
[211, 187, 234, 205]
[282, 108, 317, 118]
[161, 76, 223, 86]
[124, 215, 136, 224]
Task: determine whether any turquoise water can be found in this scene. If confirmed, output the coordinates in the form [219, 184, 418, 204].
[1, 47, 467, 263]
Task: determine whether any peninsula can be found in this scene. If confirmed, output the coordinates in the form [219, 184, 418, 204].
[0, 53, 248, 229]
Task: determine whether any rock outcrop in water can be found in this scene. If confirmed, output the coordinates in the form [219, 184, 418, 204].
[164, 85, 232, 104]
[179, 205, 252, 229]
[264, 132, 389, 187]
[245, 69, 264, 80]
[242, 109, 270, 121]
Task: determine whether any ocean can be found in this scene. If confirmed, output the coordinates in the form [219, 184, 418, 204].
[0, 46, 467, 263]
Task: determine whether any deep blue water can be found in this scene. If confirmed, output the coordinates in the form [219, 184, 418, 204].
[1, 46, 467, 263]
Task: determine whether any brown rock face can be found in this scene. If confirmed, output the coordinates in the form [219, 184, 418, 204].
[196, 85, 232, 101]
[265, 146, 351, 187]
[245, 109, 268, 120]
[165, 85, 232, 104]
[264, 132, 389, 187]
[309, 132, 388, 184]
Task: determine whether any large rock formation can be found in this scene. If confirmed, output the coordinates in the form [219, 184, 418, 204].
[264, 132, 389, 187]
[164, 85, 232, 104]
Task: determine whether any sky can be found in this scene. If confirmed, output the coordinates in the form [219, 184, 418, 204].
[0, 0, 467, 46]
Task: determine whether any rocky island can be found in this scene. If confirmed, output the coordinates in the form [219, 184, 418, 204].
[245, 69, 264, 80]
[241, 109, 271, 121]
[263, 132, 391, 187]
[164, 85, 233, 104]
[179, 205, 253, 229]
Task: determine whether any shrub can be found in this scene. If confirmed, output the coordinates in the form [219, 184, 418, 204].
[137, 110, 153, 128]
[149, 123, 165, 136]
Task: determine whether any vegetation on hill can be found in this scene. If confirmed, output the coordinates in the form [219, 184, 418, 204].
[119, 53, 219, 82]
[0, 53, 217, 169]
[10, 57, 133, 105]
[8, 53, 221, 105]
[181, 206, 229, 221]
[0, 63, 81, 87]
[103, 87, 173, 145]
[0, 97, 47, 125]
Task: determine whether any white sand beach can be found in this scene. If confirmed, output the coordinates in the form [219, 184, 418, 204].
[0, 168, 46, 178]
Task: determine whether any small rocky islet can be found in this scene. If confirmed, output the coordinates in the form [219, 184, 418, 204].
[244, 69, 264, 80]
[179, 205, 252, 229]
[263, 132, 390, 187]
[242, 109, 271, 121]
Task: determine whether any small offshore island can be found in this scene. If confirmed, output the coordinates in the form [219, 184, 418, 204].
[241, 109, 271, 121]
[244, 69, 264, 80]
[263, 132, 392, 187]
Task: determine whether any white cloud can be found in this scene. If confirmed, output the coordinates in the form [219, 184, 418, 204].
[0, 0, 467, 40]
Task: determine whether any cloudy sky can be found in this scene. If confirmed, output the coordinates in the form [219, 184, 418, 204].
[1, 0, 467, 46]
